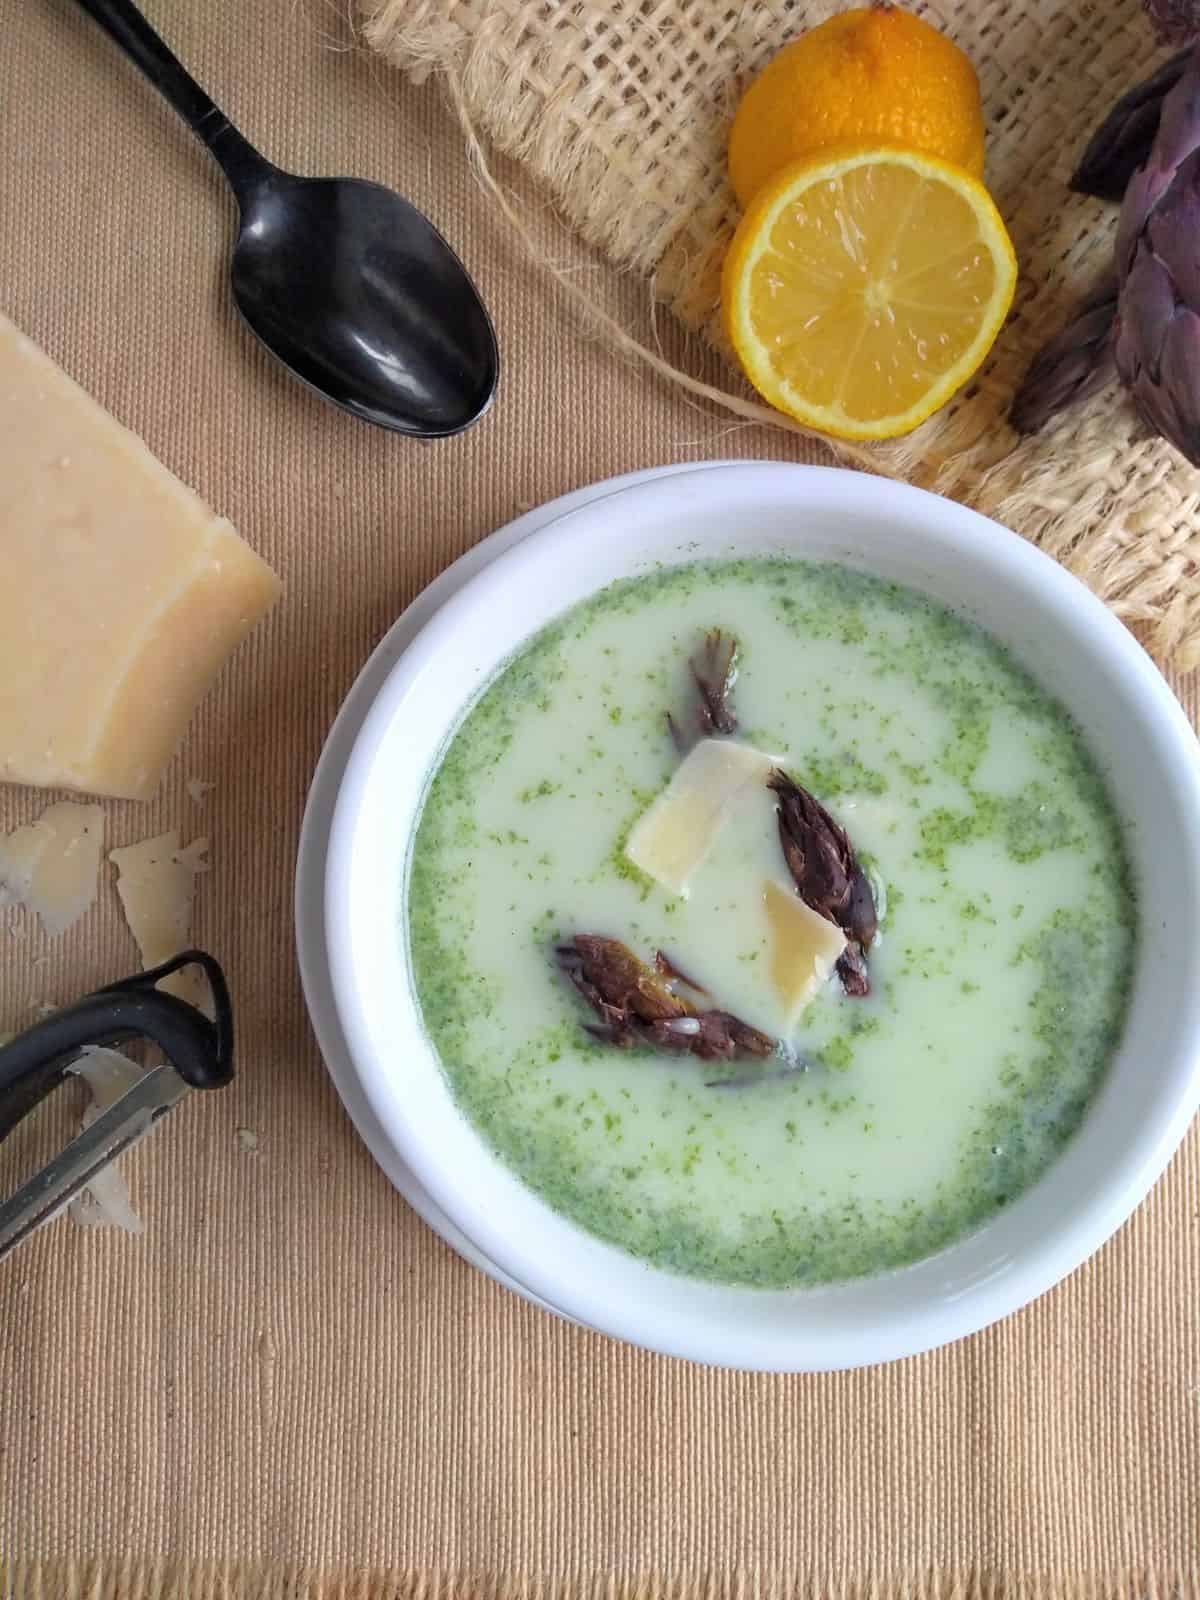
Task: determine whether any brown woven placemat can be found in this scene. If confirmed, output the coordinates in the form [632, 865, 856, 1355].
[362, 0, 1200, 667]
[0, 0, 1198, 1594]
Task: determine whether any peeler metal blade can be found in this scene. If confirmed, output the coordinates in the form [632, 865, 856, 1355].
[0, 1062, 190, 1262]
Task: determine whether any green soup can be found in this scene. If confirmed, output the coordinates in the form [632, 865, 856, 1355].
[406, 559, 1136, 1287]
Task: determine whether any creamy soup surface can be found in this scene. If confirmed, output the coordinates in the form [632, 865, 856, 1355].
[406, 559, 1136, 1287]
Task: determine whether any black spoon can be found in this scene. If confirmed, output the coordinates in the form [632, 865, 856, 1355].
[71, 0, 498, 437]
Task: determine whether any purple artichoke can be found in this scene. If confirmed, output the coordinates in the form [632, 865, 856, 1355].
[1143, 0, 1200, 44]
[666, 628, 740, 752]
[1071, 50, 1191, 203]
[1113, 45, 1200, 464]
[556, 935, 775, 1062]
[1010, 277, 1118, 435]
[768, 770, 877, 997]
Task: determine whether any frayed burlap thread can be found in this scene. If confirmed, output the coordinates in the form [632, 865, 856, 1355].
[6, 1561, 1200, 1599]
[360, 0, 1200, 667]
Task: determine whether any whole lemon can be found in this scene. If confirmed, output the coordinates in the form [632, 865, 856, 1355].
[728, 4, 986, 208]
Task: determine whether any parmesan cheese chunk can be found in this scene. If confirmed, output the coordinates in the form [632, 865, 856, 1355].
[0, 800, 103, 935]
[763, 879, 847, 1029]
[0, 314, 281, 801]
[625, 738, 776, 894]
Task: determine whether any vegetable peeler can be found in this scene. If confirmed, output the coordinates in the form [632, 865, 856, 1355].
[0, 951, 234, 1261]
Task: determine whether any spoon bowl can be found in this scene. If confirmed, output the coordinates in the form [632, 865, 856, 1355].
[231, 172, 498, 435]
[73, 0, 498, 437]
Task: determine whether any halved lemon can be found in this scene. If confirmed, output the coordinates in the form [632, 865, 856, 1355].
[721, 145, 1017, 441]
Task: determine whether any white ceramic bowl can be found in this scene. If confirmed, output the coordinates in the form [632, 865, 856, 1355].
[320, 462, 1200, 1371]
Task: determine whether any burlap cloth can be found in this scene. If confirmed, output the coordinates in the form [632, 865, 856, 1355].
[0, 1, 1197, 1595]
[365, 0, 1200, 669]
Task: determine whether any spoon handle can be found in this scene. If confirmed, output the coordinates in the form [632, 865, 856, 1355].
[71, 0, 270, 198]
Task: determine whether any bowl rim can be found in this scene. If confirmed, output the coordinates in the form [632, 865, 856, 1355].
[324, 461, 1200, 1370]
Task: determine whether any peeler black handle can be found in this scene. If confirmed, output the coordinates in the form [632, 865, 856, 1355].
[0, 951, 233, 1143]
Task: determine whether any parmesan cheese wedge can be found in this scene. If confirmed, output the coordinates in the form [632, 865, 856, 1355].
[0, 800, 103, 935]
[763, 879, 847, 1030]
[0, 313, 280, 801]
[626, 738, 776, 894]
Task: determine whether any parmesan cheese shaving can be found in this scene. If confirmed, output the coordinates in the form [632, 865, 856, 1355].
[66, 1046, 146, 1233]
[625, 739, 776, 895]
[0, 801, 104, 936]
[110, 831, 209, 1007]
[762, 879, 847, 1029]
